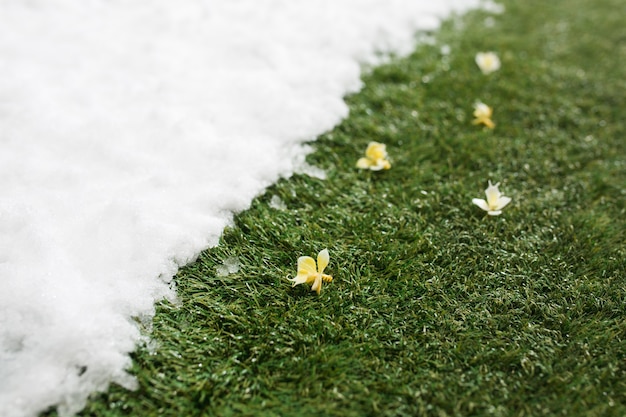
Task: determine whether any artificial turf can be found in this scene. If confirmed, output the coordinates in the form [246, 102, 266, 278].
[68, 0, 625, 416]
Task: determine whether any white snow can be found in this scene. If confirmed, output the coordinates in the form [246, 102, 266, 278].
[0, 1, 491, 416]
[269, 195, 288, 211]
[216, 256, 241, 277]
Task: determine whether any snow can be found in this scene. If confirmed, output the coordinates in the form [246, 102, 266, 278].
[269, 195, 288, 211]
[0, 1, 490, 416]
[216, 256, 241, 277]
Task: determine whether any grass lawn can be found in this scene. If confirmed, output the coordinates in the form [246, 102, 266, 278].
[71, 0, 625, 416]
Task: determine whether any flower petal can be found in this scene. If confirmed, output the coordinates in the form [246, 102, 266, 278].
[297, 256, 317, 274]
[288, 274, 309, 286]
[485, 183, 502, 207]
[377, 159, 391, 170]
[356, 157, 372, 169]
[482, 118, 495, 129]
[472, 198, 490, 212]
[368, 160, 387, 171]
[487, 210, 502, 216]
[473, 102, 492, 118]
[473, 116, 495, 129]
[311, 274, 323, 295]
[291, 256, 317, 285]
[494, 196, 511, 210]
[365, 142, 387, 159]
[317, 249, 329, 274]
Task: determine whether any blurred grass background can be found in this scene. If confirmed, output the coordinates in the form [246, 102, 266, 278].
[69, 0, 625, 415]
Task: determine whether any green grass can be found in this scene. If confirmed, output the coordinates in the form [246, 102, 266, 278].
[72, 0, 625, 416]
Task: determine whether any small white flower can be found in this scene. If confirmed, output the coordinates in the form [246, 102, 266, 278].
[472, 181, 511, 216]
[475, 52, 501, 75]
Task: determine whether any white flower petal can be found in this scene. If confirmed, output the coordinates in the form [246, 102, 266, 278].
[368, 161, 386, 171]
[485, 183, 502, 207]
[288, 275, 309, 286]
[356, 157, 372, 169]
[317, 249, 329, 274]
[494, 196, 511, 211]
[472, 198, 490, 212]
[311, 274, 323, 295]
[487, 210, 502, 216]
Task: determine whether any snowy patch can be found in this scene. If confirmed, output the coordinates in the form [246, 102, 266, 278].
[269, 196, 288, 211]
[216, 257, 242, 277]
[481, 0, 506, 14]
[0, 1, 487, 416]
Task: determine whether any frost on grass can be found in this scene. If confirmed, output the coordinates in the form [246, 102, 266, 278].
[216, 256, 242, 277]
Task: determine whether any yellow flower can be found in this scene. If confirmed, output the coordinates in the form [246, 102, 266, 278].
[356, 141, 391, 171]
[475, 51, 501, 75]
[472, 102, 495, 129]
[288, 249, 333, 295]
[472, 181, 512, 216]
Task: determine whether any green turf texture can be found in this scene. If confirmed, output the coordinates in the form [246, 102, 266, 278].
[73, 0, 625, 416]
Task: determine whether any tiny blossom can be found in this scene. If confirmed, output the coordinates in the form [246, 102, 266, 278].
[356, 141, 391, 171]
[472, 101, 495, 129]
[288, 249, 333, 295]
[472, 181, 511, 216]
[475, 51, 501, 75]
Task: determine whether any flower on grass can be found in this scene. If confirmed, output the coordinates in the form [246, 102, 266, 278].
[472, 181, 511, 216]
[288, 249, 333, 295]
[475, 51, 501, 75]
[356, 141, 391, 171]
[472, 101, 495, 129]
